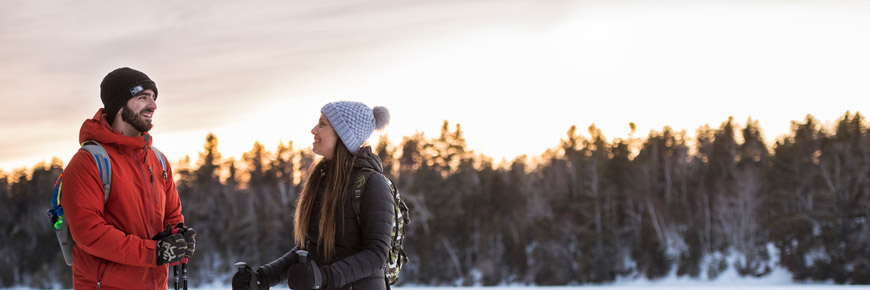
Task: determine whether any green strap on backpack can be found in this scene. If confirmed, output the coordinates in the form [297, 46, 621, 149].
[351, 169, 410, 286]
[47, 140, 166, 266]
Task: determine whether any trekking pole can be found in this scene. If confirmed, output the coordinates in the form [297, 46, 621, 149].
[297, 250, 308, 263]
[182, 262, 188, 290]
[175, 226, 189, 290]
[169, 224, 180, 290]
[173, 264, 179, 290]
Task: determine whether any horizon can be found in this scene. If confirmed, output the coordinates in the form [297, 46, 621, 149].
[1, 111, 863, 174]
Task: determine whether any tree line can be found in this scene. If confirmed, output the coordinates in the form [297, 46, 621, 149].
[1, 112, 869, 288]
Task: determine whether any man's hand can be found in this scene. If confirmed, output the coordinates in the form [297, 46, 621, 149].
[155, 233, 187, 265]
[174, 223, 196, 258]
[154, 224, 186, 265]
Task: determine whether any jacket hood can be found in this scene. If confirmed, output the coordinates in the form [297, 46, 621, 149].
[79, 108, 153, 148]
[352, 146, 384, 173]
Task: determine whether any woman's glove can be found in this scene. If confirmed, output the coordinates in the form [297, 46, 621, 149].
[232, 263, 270, 290]
[287, 251, 326, 290]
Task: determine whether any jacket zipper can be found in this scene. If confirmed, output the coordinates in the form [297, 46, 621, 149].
[146, 146, 163, 290]
[145, 145, 159, 204]
[138, 148, 155, 238]
[148, 165, 159, 208]
[143, 146, 163, 290]
[146, 145, 160, 224]
[96, 259, 109, 289]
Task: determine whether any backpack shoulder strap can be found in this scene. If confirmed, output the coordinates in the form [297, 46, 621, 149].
[80, 140, 111, 204]
[352, 168, 378, 223]
[150, 146, 168, 179]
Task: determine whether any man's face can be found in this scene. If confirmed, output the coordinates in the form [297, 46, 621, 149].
[121, 89, 157, 133]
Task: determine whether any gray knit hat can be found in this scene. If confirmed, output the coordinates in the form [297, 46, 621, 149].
[321, 101, 390, 155]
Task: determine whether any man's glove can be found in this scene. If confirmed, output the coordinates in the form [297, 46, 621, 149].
[287, 260, 326, 290]
[174, 223, 196, 258]
[153, 224, 187, 265]
[233, 263, 269, 290]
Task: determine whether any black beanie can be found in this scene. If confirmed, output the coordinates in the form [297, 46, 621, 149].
[100, 67, 158, 124]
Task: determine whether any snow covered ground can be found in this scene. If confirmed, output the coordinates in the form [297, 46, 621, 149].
[6, 272, 870, 290]
[5, 258, 869, 290]
[5, 280, 870, 290]
[177, 267, 869, 290]
[6, 277, 870, 290]
[177, 261, 870, 290]
[395, 286, 870, 289]
[124, 284, 870, 290]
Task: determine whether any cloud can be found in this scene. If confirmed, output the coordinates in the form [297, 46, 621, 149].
[4, 0, 869, 172]
[0, 0, 579, 170]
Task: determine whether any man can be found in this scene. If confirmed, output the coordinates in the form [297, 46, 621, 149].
[62, 67, 195, 289]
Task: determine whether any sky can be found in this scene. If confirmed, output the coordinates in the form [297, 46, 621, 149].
[1, 0, 869, 173]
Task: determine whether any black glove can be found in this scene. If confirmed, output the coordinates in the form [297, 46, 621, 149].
[258, 249, 300, 288]
[154, 231, 187, 265]
[152, 224, 173, 240]
[287, 260, 325, 290]
[233, 263, 270, 290]
[233, 263, 269, 290]
[174, 223, 196, 258]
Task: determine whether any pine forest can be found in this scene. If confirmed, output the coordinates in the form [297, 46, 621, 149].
[2, 112, 869, 288]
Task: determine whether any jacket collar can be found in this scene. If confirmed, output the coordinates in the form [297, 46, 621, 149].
[79, 108, 153, 149]
[352, 146, 384, 173]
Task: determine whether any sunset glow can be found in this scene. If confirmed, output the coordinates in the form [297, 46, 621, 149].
[1, 0, 868, 172]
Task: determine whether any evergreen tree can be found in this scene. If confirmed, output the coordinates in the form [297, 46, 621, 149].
[732, 119, 771, 277]
[5, 114, 870, 288]
[767, 115, 827, 280]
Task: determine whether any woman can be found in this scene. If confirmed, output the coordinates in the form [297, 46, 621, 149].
[233, 101, 394, 290]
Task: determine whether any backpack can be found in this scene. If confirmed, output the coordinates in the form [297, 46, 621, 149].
[351, 169, 410, 286]
[47, 140, 166, 266]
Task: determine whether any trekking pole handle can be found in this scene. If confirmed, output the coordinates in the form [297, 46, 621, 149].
[235, 262, 259, 290]
[170, 224, 189, 265]
[297, 250, 308, 263]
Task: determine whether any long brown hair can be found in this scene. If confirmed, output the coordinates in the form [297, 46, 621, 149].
[294, 139, 357, 259]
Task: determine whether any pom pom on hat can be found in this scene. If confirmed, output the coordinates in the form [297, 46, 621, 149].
[373, 106, 390, 130]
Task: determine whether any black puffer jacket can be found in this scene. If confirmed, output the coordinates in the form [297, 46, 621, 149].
[258, 147, 394, 290]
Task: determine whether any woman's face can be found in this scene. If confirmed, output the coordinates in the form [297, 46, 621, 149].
[311, 113, 338, 160]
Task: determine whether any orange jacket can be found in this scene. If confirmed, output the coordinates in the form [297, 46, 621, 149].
[62, 109, 184, 290]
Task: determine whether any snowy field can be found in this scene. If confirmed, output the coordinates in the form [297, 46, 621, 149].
[151, 283, 870, 290]
[397, 286, 870, 289]
[9, 285, 860, 290]
[174, 269, 870, 290]
[6, 279, 870, 290]
[169, 264, 870, 290]
[5, 266, 870, 290]
[5, 282, 870, 290]
[7, 286, 867, 290]
[6, 275, 870, 290]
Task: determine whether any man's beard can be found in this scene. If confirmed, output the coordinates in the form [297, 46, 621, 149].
[121, 104, 154, 133]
